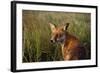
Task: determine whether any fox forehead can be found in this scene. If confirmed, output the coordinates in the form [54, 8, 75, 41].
[52, 27, 64, 33]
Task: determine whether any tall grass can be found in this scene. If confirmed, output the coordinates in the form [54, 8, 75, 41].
[22, 10, 91, 62]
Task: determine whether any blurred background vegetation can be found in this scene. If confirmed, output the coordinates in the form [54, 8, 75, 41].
[22, 10, 91, 62]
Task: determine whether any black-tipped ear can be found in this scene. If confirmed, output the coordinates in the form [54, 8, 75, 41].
[64, 23, 69, 30]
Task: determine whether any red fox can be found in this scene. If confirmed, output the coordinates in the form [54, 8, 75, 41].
[49, 23, 86, 60]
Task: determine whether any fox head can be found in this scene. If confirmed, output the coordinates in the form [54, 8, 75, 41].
[49, 23, 69, 43]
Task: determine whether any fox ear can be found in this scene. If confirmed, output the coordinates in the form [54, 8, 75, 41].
[64, 23, 69, 30]
[49, 23, 56, 32]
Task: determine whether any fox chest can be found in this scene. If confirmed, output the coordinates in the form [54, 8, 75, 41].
[61, 46, 71, 60]
[61, 44, 79, 60]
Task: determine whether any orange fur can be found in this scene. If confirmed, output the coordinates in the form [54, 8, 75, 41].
[49, 23, 86, 60]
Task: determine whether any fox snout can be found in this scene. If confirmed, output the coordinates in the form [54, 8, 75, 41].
[50, 39, 55, 43]
[50, 34, 66, 43]
[50, 38, 61, 43]
[50, 36, 57, 43]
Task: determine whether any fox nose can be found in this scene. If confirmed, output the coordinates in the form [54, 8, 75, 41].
[50, 39, 56, 43]
[50, 40, 53, 43]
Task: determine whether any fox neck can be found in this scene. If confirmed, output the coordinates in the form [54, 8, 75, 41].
[60, 32, 71, 51]
[60, 32, 71, 59]
[60, 31, 68, 45]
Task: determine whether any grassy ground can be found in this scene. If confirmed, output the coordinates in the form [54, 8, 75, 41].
[22, 10, 91, 62]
